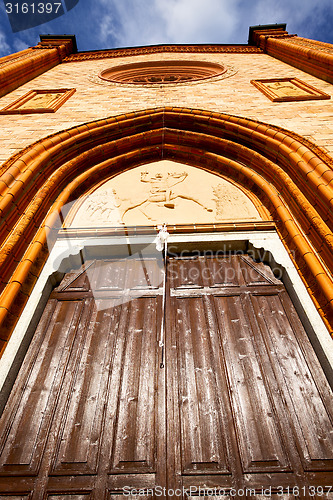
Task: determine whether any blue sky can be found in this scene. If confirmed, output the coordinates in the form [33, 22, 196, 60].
[0, 0, 332, 57]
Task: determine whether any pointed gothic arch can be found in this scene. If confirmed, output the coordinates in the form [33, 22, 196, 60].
[0, 106, 333, 354]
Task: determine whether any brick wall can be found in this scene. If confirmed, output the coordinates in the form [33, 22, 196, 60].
[0, 51, 332, 165]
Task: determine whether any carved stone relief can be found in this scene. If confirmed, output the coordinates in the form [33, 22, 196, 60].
[0, 88, 76, 114]
[250, 77, 330, 102]
[68, 161, 261, 227]
[18, 92, 63, 109]
[264, 81, 307, 98]
[213, 183, 256, 220]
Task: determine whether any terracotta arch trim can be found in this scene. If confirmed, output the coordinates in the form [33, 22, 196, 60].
[162, 113, 333, 212]
[0, 144, 333, 333]
[0, 111, 330, 234]
[0, 107, 333, 350]
[1, 109, 332, 236]
[1, 106, 331, 178]
[0, 119, 332, 264]
[1, 128, 332, 282]
[0, 144, 326, 280]
[1, 107, 332, 189]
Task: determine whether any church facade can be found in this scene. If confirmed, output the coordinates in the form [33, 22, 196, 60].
[0, 24, 333, 498]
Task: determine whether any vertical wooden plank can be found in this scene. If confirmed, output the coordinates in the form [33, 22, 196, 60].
[0, 300, 85, 475]
[251, 293, 333, 470]
[110, 296, 159, 473]
[213, 293, 290, 473]
[174, 295, 230, 474]
[51, 298, 122, 474]
[165, 287, 183, 495]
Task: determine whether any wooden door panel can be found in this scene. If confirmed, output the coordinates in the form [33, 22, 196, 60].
[0, 258, 163, 496]
[0, 496, 32, 500]
[47, 495, 91, 500]
[1, 255, 333, 498]
[51, 299, 122, 475]
[109, 296, 160, 474]
[205, 257, 241, 288]
[92, 258, 163, 291]
[174, 296, 230, 475]
[56, 263, 93, 292]
[125, 257, 163, 290]
[109, 496, 152, 499]
[0, 300, 88, 476]
[168, 257, 206, 289]
[238, 255, 279, 286]
[93, 259, 127, 291]
[250, 293, 333, 471]
[168, 255, 280, 290]
[213, 294, 290, 473]
[168, 254, 333, 493]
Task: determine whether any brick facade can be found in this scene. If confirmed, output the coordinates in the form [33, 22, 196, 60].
[0, 27, 333, 352]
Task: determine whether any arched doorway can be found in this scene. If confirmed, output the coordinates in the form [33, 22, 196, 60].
[1, 107, 332, 347]
[0, 108, 333, 497]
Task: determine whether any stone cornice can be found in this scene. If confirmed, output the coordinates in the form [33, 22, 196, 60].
[63, 44, 262, 63]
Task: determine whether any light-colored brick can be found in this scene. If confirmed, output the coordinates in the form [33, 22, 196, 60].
[0, 51, 332, 166]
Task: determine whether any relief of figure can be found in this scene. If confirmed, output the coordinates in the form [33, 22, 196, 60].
[140, 171, 188, 208]
[116, 171, 213, 222]
[82, 171, 214, 225]
[85, 189, 123, 224]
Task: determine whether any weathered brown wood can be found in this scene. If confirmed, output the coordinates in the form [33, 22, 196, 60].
[0, 299, 88, 475]
[250, 293, 333, 470]
[47, 495, 91, 500]
[0, 254, 332, 498]
[173, 295, 230, 474]
[214, 294, 290, 473]
[168, 255, 333, 495]
[0, 495, 32, 500]
[51, 298, 122, 475]
[110, 297, 159, 473]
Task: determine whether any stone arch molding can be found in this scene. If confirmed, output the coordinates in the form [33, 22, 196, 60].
[0, 106, 333, 353]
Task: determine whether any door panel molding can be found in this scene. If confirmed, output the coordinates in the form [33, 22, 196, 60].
[0, 234, 332, 497]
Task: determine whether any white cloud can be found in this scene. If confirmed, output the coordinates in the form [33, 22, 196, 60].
[1, 0, 332, 57]
[105, 0, 168, 46]
[155, 0, 241, 43]
[0, 30, 11, 57]
[95, 0, 244, 48]
[99, 14, 118, 45]
[252, 0, 333, 30]
[13, 39, 29, 52]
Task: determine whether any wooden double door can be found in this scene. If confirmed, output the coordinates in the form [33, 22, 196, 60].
[0, 254, 333, 499]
